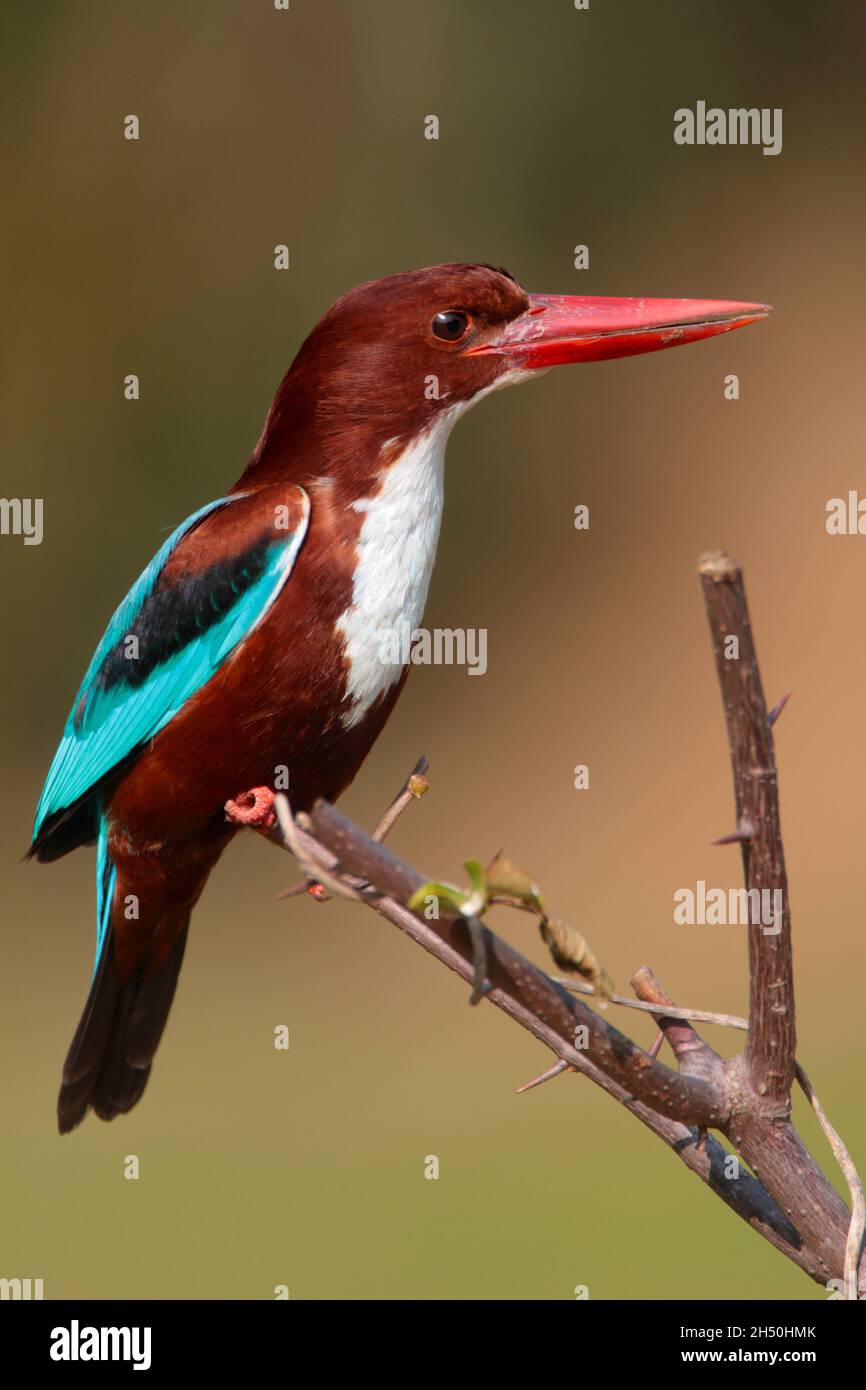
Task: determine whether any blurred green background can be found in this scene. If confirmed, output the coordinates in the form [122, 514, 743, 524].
[2, 0, 865, 1300]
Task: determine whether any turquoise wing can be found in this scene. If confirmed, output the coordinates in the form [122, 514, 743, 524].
[32, 487, 310, 843]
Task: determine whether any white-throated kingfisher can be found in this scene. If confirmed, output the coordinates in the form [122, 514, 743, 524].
[29, 263, 769, 1130]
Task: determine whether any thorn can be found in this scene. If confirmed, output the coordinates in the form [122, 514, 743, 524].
[647, 1030, 664, 1058]
[696, 1125, 709, 1153]
[277, 880, 309, 900]
[767, 689, 792, 727]
[711, 821, 754, 846]
[517, 1059, 572, 1094]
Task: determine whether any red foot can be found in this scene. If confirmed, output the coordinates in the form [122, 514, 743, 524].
[225, 786, 277, 829]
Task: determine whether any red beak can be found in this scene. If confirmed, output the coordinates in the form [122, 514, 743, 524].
[470, 295, 772, 368]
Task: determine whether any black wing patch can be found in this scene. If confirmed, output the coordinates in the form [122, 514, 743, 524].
[91, 535, 274, 699]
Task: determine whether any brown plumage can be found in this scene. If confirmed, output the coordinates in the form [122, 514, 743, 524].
[33, 264, 769, 1130]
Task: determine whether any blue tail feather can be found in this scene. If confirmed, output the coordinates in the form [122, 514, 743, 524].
[94, 811, 116, 975]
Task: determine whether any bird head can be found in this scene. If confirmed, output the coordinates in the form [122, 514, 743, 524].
[248, 263, 770, 482]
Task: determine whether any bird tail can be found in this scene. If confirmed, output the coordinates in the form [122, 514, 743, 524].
[57, 818, 192, 1134]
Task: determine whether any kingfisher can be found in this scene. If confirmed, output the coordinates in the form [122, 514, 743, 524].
[30, 263, 769, 1131]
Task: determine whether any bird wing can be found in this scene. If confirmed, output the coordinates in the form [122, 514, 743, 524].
[32, 486, 310, 845]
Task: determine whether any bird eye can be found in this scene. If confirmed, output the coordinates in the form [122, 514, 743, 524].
[432, 310, 469, 342]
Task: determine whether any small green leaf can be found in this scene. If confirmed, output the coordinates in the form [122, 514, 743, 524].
[408, 880, 469, 914]
[462, 859, 488, 917]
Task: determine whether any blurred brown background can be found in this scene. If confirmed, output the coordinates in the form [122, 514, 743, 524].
[2, 0, 865, 1300]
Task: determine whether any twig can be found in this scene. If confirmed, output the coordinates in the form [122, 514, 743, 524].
[272, 793, 362, 903]
[372, 756, 430, 840]
[278, 756, 430, 900]
[630, 966, 719, 1077]
[553, 977, 749, 1031]
[699, 550, 795, 1102]
[796, 1063, 865, 1301]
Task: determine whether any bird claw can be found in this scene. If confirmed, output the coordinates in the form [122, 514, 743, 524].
[224, 786, 277, 829]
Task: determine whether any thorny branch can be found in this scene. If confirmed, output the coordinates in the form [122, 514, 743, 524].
[226, 552, 864, 1297]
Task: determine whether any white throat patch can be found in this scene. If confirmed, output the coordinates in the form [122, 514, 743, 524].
[336, 366, 537, 729]
[337, 419, 450, 728]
